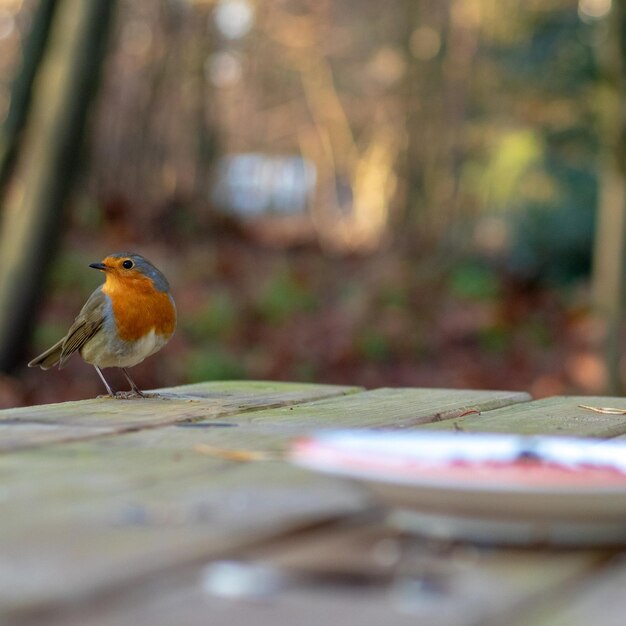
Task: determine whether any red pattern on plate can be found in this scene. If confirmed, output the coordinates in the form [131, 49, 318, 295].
[292, 438, 626, 488]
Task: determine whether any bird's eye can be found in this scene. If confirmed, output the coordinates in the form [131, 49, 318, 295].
[122, 260, 134, 269]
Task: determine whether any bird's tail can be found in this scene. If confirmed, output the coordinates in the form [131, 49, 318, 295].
[28, 339, 64, 370]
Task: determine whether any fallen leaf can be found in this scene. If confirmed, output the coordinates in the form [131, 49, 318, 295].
[194, 443, 284, 462]
[578, 404, 626, 415]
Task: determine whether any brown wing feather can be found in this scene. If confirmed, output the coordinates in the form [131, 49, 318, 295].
[58, 288, 107, 368]
[28, 338, 64, 370]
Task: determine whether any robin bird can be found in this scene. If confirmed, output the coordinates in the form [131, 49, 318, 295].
[28, 252, 176, 398]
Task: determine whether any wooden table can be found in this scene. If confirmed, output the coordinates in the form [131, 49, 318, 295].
[1, 381, 626, 625]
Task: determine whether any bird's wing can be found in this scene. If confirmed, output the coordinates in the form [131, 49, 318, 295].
[59, 288, 108, 368]
[28, 337, 64, 370]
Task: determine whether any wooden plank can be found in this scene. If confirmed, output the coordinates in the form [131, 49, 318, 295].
[0, 463, 365, 621]
[0, 420, 112, 451]
[518, 557, 626, 626]
[0, 388, 532, 540]
[417, 395, 626, 437]
[220, 387, 531, 432]
[0, 387, 532, 511]
[0, 381, 360, 451]
[0, 387, 530, 509]
[13, 566, 421, 626]
[0, 441, 356, 534]
[239, 525, 608, 626]
[0, 387, 531, 619]
[26, 520, 609, 626]
[0, 385, 530, 455]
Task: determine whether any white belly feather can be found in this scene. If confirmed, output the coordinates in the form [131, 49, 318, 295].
[81, 328, 169, 368]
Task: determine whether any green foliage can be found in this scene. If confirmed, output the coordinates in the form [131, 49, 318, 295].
[184, 292, 238, 341]
[476, 325, 510, 354]
[31, 321, 66, 350]
[356, 329, 391, 363]
[254, 269, 316, 324]
[49, 251, 101, 297]
[486, 8, 597, 94]
[293, 360, 318, 382]
[186, 348, 246, 382]
[476, 130, 545, 210]
[462, 4, 600, 285]
[522, 317, 553, 349]
[507, 159, 597, 283]
[378, 285, 409, 310]
[448, 263, 500, 301]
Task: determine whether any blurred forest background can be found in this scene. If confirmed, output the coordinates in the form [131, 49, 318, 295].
[0, 0, 623, 407]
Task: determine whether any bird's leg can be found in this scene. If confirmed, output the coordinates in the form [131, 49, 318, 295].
[94, 366, 115, 397]
[121, 368, 150, 398]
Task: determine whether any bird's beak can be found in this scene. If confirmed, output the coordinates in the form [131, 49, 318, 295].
[89, 262, 108, 271]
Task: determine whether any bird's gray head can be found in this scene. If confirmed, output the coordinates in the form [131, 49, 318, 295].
[89, 252, 171, 292]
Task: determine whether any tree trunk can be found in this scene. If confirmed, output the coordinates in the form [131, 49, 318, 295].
[0, 0, 116, 372]
[0, 0, 57, 196]
[591, 0, 626, 394]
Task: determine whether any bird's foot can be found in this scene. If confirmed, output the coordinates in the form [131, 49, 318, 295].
[96, 390, 166, 400]
[113, 390, 160, 400]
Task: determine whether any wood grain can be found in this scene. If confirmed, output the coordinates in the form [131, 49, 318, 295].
[417, 395, 626, 437]
[226, 387, 531, 431]
[0, 384, 530, 621]
[24, 519, 608, 626]
[519, 557, 626, 626]
[5, 383, 621, 626]
[0, 380, 360, 451]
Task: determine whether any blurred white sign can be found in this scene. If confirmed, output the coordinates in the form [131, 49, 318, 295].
[212, 153, 317, 217]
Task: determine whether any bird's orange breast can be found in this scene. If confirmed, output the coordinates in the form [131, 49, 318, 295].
[103, 274, 176, 342]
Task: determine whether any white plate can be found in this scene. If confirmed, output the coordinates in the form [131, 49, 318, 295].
[290, 431, 626, 546]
